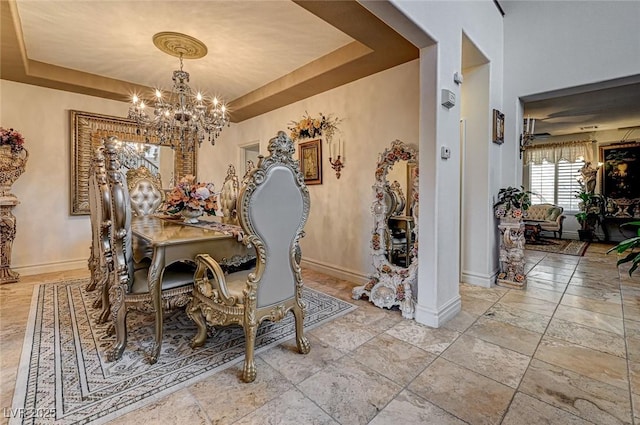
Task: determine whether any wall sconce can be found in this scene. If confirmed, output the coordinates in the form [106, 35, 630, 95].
[329, 139, 345, 179]
[519, 116, 536, 158]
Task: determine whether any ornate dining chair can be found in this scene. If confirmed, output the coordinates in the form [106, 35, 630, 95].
[220, 164, 240, 224]
[86, 146, 111, 296]
[126, 165, 165, 216]
[241, 159, 255, 185]
[187, 131, 310, 382]
[102, 136, 195, 362]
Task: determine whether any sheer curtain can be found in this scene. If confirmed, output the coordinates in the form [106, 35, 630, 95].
[524, 140, 594, 165]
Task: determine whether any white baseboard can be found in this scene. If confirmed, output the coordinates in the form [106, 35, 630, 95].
[14, 259, 87, 276]
[460, 270, 494, 287]
[414, 295, 461, 328]
[301, 258, 369, 284]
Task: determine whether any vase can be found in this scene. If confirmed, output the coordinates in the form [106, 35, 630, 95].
[180, 208, 203, 224]
[0, 146, 29, 197]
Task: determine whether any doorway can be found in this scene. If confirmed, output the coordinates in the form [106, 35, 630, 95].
[459, 32, 491, 286]
[240, 142, 260, 174]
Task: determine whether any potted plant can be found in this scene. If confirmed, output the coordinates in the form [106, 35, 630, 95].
[607, 221, 640, 275]
[493, 186, 532, 221]
[575, 190, 605, 241]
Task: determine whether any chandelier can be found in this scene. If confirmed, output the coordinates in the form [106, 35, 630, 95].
[128, 32, 230, 152]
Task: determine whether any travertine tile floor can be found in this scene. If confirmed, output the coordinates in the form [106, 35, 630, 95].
[1, 242, 639, 424]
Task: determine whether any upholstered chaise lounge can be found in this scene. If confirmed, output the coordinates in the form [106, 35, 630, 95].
[525, 203, 566, 239]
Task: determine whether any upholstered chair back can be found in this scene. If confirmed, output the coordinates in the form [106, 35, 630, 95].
[126, 166, 164, 216]
[220, 164, 240, 223]
[238, 131, 310, 308]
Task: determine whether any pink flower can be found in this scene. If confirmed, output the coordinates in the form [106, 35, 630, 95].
[0, 127, 25, 153]
[164, 177, 218, 216]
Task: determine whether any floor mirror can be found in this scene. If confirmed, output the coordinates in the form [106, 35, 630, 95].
[352, 140, 418, 319]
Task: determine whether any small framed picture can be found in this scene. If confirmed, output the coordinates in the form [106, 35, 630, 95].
[493, 109, 505, 145]
[299, 139, 322, 185]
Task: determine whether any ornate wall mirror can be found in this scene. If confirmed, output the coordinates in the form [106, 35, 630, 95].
[71, 110, 196, 215]
[352, 140, 419, 319]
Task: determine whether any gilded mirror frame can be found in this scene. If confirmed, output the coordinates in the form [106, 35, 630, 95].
[70, 110, 197, 215]
[352, 140, 419, 319]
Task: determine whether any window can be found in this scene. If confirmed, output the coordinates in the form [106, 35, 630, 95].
[529, 159, 584, 212]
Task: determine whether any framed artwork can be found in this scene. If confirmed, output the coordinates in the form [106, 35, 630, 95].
[600, 141, 640, 199]
[492, 109, 505, 144]
[299, 139, 322, 185]
[70, 110, 196, 215]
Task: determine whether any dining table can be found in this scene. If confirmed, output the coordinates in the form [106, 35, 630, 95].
[130, 214, 252, 363]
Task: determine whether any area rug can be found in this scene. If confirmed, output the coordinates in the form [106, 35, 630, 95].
[525, 238, 589, 256]
[9, 278, 356, 425]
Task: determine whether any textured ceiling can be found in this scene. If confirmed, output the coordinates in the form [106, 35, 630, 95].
[2, 0, 419, 122]
[16, 1, 353, 101]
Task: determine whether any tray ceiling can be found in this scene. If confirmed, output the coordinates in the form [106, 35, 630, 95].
[1, 0, 419, 122]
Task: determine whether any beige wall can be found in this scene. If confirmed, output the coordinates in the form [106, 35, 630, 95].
[1, 80, 131, 274]
[1, 60, 419, 279]
[198, 60, 420, 281]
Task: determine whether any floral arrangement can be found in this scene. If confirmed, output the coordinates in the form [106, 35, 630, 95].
[164, 175, 218, 216]
[0, 127, 25, 153]
[288, 112, 341, 142]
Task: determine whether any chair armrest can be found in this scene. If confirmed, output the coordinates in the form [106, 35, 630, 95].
[193, 253, 238, 306]
[557, 215, 566, 224]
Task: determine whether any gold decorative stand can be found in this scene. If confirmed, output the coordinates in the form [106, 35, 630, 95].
[496, 218, 527, 289]
[0, 146, 28, 284]
[0, 195, 20, 284]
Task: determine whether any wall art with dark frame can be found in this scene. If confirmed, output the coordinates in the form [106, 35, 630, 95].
[600, 141, 640, 200]
[298, 139, 322, 185]
[492, 109, 505, 145]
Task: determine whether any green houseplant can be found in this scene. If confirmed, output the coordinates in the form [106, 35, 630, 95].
[574, 191, 605, 241]
[607, 221, 640, 275]
[494, 186, 532, 220]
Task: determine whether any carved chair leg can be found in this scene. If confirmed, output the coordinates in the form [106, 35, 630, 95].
[186, 299, 208, 349]
[97, 275, 111, 324]
[292, 304, 310, 354]
[86, 247, 97, 291]
[92, 296, 102, 310]
[242, 323, 258, 383]
[106, 284, 128, 362]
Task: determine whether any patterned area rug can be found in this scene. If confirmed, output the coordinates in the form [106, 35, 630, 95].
[525, 238, 590, 256]
[10, 278, 356, 425]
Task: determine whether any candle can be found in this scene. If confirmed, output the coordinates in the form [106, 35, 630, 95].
[531, 119, 535, 135]
[526, 116, 530, 133]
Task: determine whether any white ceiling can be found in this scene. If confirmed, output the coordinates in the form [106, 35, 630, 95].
[524, 81, 640, 137]
[15, 1, 353, 102]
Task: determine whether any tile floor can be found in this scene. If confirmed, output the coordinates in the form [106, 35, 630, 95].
[1, 242, 639, 424]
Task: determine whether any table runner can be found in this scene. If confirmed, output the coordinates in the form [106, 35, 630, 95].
[156, 214, 245, 241]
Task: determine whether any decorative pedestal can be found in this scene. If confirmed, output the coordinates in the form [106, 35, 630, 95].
[0, 195, 20, 284]
[496, 218, 526, 289]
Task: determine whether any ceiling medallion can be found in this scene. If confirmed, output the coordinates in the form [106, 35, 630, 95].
[128, 32, 229, 152]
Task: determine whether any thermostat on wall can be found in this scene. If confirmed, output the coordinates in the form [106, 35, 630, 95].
[441, 89, 455, 109]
